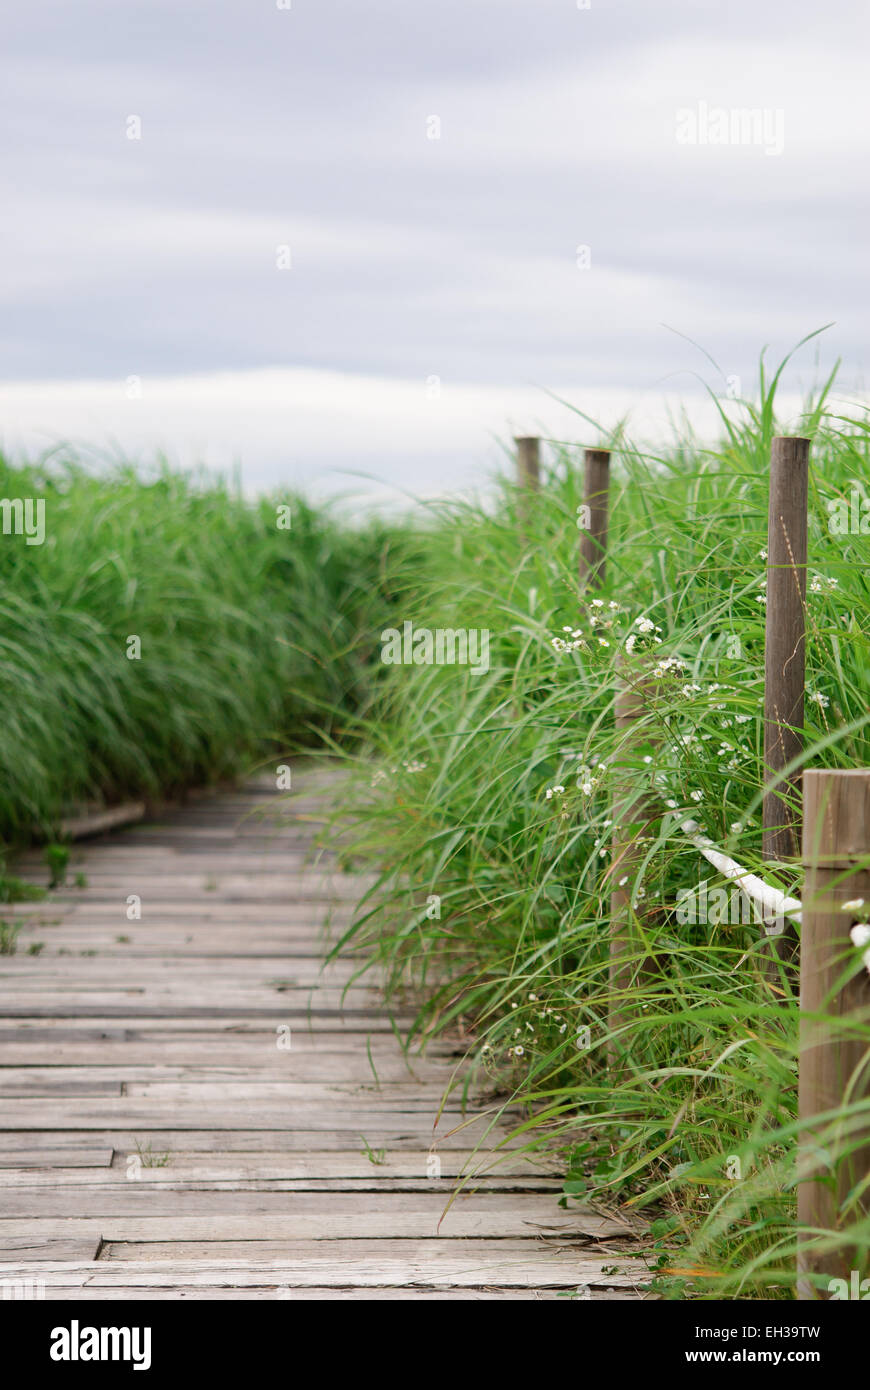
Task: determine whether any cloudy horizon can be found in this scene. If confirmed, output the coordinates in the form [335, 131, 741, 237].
[2, 0, 867, 497]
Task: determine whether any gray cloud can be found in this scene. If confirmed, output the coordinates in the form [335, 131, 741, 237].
[0, 0, 866, 487]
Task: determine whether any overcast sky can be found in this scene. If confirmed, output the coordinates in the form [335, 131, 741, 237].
[1, 0, 867, 499]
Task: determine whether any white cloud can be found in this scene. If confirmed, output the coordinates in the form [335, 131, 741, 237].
[0, 365, 814, 503]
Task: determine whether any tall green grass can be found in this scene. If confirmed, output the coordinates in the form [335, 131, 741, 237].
[8, 354, 869, 1298]
[0, 451, 404, 843]
[324, 357, 870, 1298]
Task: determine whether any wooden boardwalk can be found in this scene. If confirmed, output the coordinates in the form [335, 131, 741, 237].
[0, 766, 648, 1300]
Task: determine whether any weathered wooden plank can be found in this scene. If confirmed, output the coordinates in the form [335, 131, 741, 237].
[0, 1250, 646, 1289]
[0, 1174, 563, 1194]
[0, 1047, 452, 1077]
[0, 1003, 412, 1025]
[0, 973, 380, 991]
[0, 1128, 528, 1153]
[0, 961, 374, 982]
[0, 1098, 508, 1134]
[118, 1082, 458, 1103]
[36, 876, 370, 900]
[0, 1080, 121, 1098]
[4, 940, 353, 959]
[60, 802, 146, 839]
[0, 1190, 589, 1218]
[0, 1239, 101, 1261]
[0, 771, 633, 1299]
[0, 1019, 447, 1042]
[0, 1080, 454, 1105]
[3, 904, 354, 922]
[1, 1148, 557, 1180]
[0, 1150, 114, 1169]
[0, 1067, 459, 1093]
[0, 985, 395, 1004]
[25, 1285, 605, 1301]
[0, 1205, 631, 1239]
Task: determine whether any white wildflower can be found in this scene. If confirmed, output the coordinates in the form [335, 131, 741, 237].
[810, 574, 839, 595]
[850, 924, 870, 977]
[652, 656, 687, 678]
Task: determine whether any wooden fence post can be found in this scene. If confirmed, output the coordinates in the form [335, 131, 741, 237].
[762, 435, 810, 972]
[608, 668, 660, 1069]
[515, 436, 540, 491]
[798, 768, 870, 1298]
[579, 448, 610, 589]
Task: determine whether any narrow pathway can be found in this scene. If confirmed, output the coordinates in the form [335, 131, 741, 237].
[0, 766, 648, 1299]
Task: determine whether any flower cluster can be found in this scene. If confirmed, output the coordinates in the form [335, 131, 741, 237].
[370, 758, 428, 787]
[650, 655, 687, 678]
[498, 992, 581, 1064]
[549, 600, 624, 655]
[625, 614, 663, 654]
[545, 755, 608, 805]
[551, 627, 586, 654]
[550, 602, 674, 663]
[809, 573, 838, 595]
